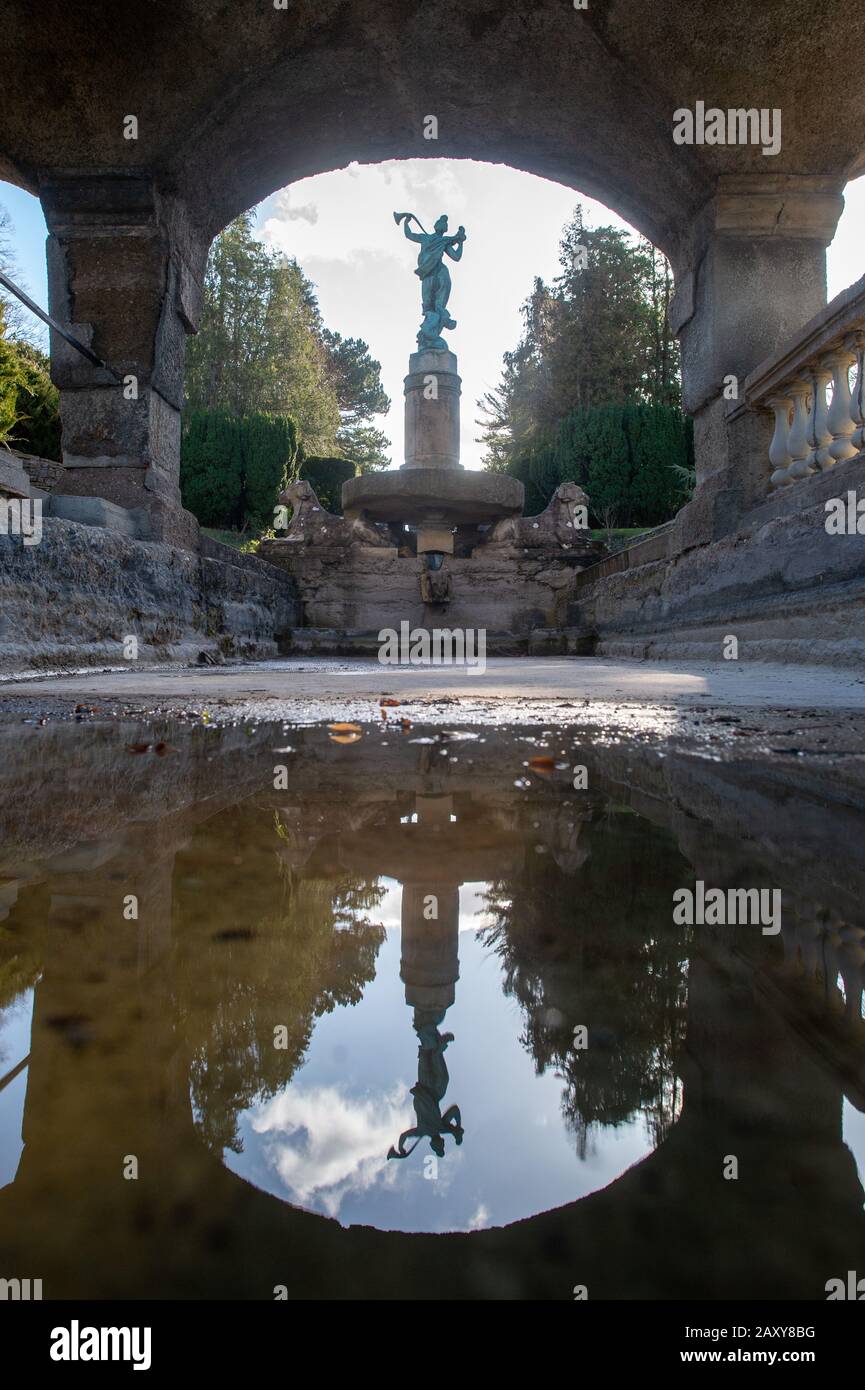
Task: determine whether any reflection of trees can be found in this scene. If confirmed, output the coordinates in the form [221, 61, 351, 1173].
[0, 883, 43, 1020]
[480, 810, 691, 1157]
[173, 806, 385, 1155]
[0, 942, 40, 1017]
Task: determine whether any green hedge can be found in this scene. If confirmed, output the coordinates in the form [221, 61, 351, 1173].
[180, 410, 298, 529]
[506, 404, 694, 528]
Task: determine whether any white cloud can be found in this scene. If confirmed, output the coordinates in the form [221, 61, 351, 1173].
[275, 190, 319, 225]
[466, 1202, 490, 1231]
[251, 1081, 411, 1220]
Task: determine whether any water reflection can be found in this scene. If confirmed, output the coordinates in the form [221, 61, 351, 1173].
[0, 718, 864, 1298]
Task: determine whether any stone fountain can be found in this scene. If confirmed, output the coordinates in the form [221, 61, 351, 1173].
[259, 210, 605, 649]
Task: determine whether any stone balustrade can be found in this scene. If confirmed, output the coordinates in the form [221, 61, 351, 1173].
[744, 272, 865, 490]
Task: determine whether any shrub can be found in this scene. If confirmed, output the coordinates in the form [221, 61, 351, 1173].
[298, 455, 355, 514]
[180, 410, 298, 529]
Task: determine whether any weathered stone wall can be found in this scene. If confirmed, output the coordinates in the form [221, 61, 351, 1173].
[0, 519, 300, 672]
[9, 450, 66, 493]
[259, 536, 602, 636]
[571, 456, 865, 665]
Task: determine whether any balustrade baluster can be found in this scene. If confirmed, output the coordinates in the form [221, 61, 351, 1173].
[766, 393, 793, 487]
[823, 346, 858, 466]
[786, 379, 812, 481]
[807, 363, 833, 471]
[847, 331, 865, 459]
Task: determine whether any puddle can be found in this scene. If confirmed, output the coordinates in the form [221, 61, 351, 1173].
[1, 718, 864, 1298]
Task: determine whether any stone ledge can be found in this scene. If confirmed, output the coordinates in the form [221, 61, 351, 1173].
[342, 468, 524, 525]
[0, 516, 300, 672]
[46, 493, 151, 538]
[572, 523, 674, 589]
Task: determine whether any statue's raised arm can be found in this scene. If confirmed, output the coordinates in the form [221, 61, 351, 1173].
[393, 210, 425, 243]
[444, 226, 466, 262]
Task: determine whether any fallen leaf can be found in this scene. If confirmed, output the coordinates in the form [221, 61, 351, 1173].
[126, 742, 151, 754]
[399, 717, 412, 730]
[154, 742, 177, 756]
[328, 722, 362, 733]
[528, 755, 556, 776]
[380, 697, 400, 707]
[329, 731, 362, 745]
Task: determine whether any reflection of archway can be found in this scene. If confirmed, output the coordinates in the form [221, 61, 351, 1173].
[3, 938, 863, 1300]
[2, 722, 865, 1296]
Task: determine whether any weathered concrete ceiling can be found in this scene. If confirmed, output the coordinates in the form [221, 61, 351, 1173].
[2, 0, 864, 253]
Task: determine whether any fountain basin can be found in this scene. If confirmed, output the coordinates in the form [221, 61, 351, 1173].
[342, 467, 524, 528]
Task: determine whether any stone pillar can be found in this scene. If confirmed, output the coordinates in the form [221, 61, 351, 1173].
[403, 349, 461, 471]
[399, 795, 461, 1012]
[42, 176, 209, 549]
[670, 175, 844, 546]
[400, 884, 461, 1012]
[403, 349, 462, 555]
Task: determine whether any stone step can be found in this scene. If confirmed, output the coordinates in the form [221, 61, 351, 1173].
[280, 627, 599, 658]
[45, 494, 151, 539]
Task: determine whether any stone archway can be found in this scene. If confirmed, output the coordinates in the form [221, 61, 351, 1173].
[2, 0, 863, 545]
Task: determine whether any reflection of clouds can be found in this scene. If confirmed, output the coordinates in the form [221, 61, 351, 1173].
[461, 881, 496, 933]
[377, 880, 497, 935]
[251, 1083, 411, 1219]
[378, 879, 403, 931]
[466, 1203, 489, 1231]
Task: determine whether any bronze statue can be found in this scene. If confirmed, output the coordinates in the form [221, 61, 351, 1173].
[394, 211, 467, 351]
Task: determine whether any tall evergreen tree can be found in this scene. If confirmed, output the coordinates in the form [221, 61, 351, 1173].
[478, 203, 681, 473]
[10, 341, 61, 459]
[185, 213, 341, 455]
[321, 329, 391, 470]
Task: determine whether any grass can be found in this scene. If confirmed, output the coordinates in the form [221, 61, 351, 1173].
[201, 527, 267, 554]
[201, 527, 247, 550]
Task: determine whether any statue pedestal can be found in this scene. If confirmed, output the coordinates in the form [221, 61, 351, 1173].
[340, 344, 523, 557]
[403, 349, 461, 472]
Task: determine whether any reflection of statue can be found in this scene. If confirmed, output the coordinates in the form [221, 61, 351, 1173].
[388, 1009, 464, 1159]
[394, 211, 467, 351]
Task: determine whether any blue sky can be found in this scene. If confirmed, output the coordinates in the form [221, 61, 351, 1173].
[2, 160, 864, 470]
